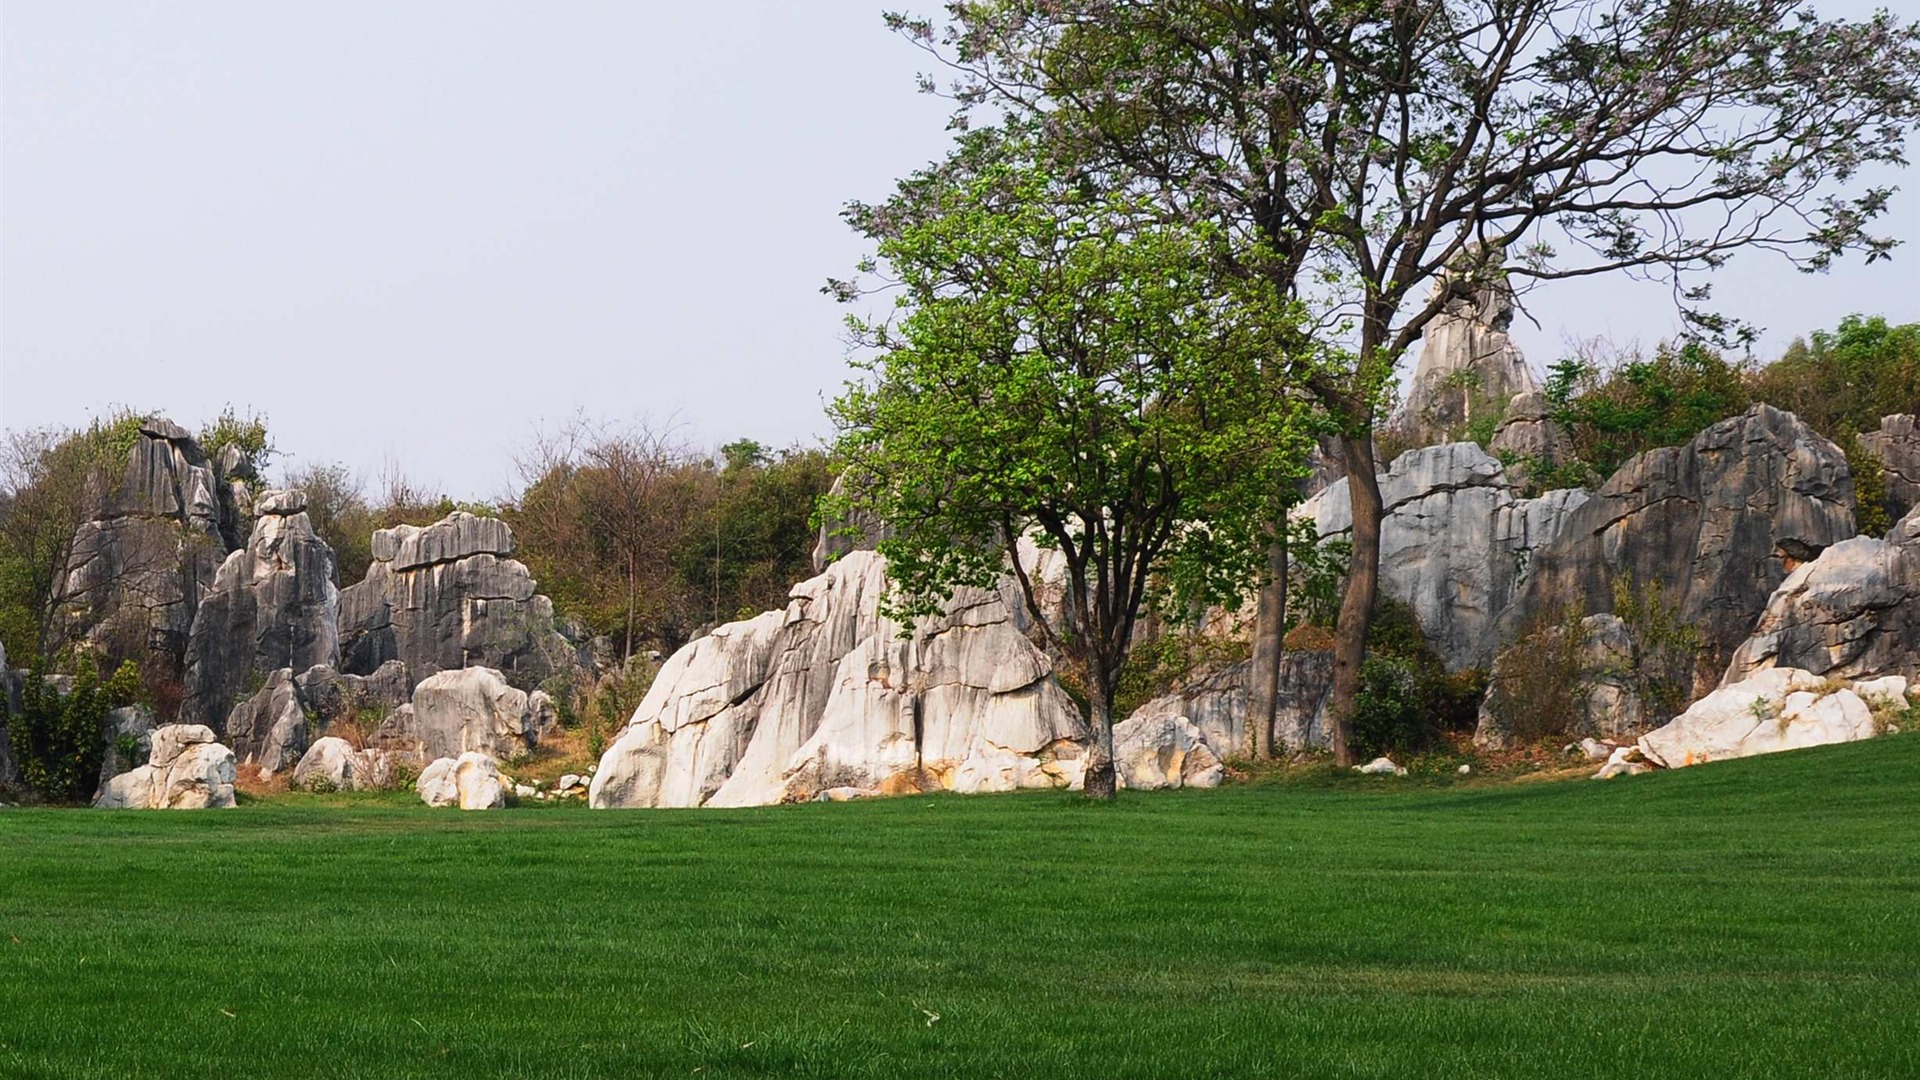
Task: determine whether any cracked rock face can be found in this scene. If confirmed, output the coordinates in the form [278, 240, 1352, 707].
[590, 551, 1088, 809]
[1124, 651, 1335, 756]
[179, 490, 340, 728]
[337, 512, 571, 686]
[1636, 667, 1888, 768]
[222, 668, 310, 777]
[60, 420, 236, 670]
[92, 723, 237, 809]
[1857, 414, 1920, 524]
[1722, 504, 1920, 685]
[403, 666, 536, 763]
[1302, 442, 1590, 670]
[1507, 405, 1856, 687]
[1111, 714, 1223, 791]
[1393, 271, 1542, 446]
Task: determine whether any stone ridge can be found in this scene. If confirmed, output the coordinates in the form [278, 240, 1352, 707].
[370, 512, 515, 571]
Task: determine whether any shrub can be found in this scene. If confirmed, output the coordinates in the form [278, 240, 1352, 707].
[1484, 606, 1595, 745]
[1349, 656, 1432, 759]
[1610, 577, 1703, 721]
[7, 657, 143, 803]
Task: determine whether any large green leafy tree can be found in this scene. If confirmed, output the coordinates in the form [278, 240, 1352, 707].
[887, 0, 1920, 762]
[829, 134, 1316, 797]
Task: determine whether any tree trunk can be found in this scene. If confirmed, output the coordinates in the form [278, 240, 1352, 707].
[1328, 433, 1382, 767]
[1082, 682, 1118, 800]
[1246, 530, 1288, 759]
[623, 553, 637, 667]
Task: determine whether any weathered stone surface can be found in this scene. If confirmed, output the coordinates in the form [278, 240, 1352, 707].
[1636, 668, 1882, 768]
[294, 660, 412, 729]
[407, 666, 536, 762]
[1488, 390, 1576, 484]
[292, 736, 359, 792]
[591, 551, 1087, 809]
[1507, 405, 1856, 685]
[93, 723, 236, 809]
[1474, 614, 1649, 748]
[222, 668, 309, 777]
[1123, 650, 1335, 755]
[96, 704, 157, 798]
[810, 471, 892, 573]
[1858, 414, 1920, 524]
[180, 492, 339, 728]
[416, 751, 505, 809]
[1394, 268, 1541, 446]
[61, 422, 232, 670]
[338, 512, 571, 686]
[1111, 714, 1224, 791]
[1355, 756, 1407, 776]
[1303, 443, 1589, 669]
[1723, 511, 1920, 686]
[1592, 744, 1654, 779]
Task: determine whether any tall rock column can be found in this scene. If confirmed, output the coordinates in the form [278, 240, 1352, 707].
[179, 489, 340, 729]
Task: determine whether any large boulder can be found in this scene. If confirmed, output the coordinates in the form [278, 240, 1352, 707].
[1722, 505, 1920, 685]
[93, 723, 237, 809]
[222, 668, 310, 778]
[1857, 414, 1920, 524]
[337, 512, 572, 686]
[1506, 405, 1856, 687]
[60, 419, 235, 670]
[96, 704, 157, 798]
[406, 666, 536, 762]
[416, 751, 505, 810]
[1302, 443, 1589, 670]
[179, 488, 339, 728]
[1488, 390, 1576, 484]
[1392, 266, 1541, 446]
[1111, 714, 1224, 791]
[290, 736, 399, 792]
[1636, 668, 1889, 768]
[591, 551, 1087, 809]
[1122, 649, 1335, 756]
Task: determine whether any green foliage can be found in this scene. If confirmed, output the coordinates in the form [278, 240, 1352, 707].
[1112, 629, 1251, 721]
[7, 657, 142, 803]
[197, 406, 274, 481]
[1748, 315, 1920, 438]
[1350, 598, 1486, 757]
[1609, 577, 1703, 723]
[1286, 519, 1350, 632]
[830, 131, 1318, 713]
[1486, 606, 1597, 745]
[1349, 656, 1431, 759]
[1546, 342, 1752, 478]
[1843, 430, 1892, 537]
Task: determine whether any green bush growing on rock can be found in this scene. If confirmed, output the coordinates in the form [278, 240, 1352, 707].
[7, 656, 143, 804]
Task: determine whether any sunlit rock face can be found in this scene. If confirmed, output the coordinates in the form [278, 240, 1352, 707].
[1505, 405, 1857, 688]
[590, 551, 1088, 809]
[1393, 270, 1541, 447]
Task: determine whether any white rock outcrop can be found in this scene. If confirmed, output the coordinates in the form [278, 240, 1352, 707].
[93, 724, 237, 809]
[403, 666, 536, 762]
[290, 736, 398, 792]
[591, 551, 1088, 809]
[1301, 443, 1588, 670]
[1111, 714, 1224, 791]
[1635, 668, 1889, 768]
[416, 752, 506, 810]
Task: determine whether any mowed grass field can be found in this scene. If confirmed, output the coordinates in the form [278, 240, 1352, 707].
[2, 739, 1917, 1080]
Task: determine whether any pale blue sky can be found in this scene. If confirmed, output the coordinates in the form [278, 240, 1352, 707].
[4, 1, 1916, 499]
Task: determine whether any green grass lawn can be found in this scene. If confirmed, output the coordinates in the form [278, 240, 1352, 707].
[2, 738, 1917, 1080]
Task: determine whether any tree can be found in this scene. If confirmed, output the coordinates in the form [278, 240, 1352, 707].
[7, 655, 143, 804]
[829, 135, 1315, 797]
[888, 0, 1920, 762]
[0, 416, 148, 667]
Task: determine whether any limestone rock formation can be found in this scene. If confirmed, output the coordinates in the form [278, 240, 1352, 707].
[1722, 504, 1920, 685]
[1857, 414, 1920, 524]
[96, 704, 157, 798]
[591, 551, 1087, 809]
[222, 669, 310, 778]
[1302, 443, 1589, 670]
[179, 489, 340, 728]
[1507, 405, 1856, 685]
[93, 723, 237, 809]
[1488, 390, 1576, 486]
[403, 666, 536, 763]
[1111, 714, 1224, 791]
[60, 419, 233, 668]
[294, 660, 412, 730]
[1123, 650, 1336, 756]
[1474, 614, 1648, 749]
[810, 471, 892, 573]
[1394, 268, 1541, 446]
[290, 736, 398, 792]
[337, 512, 571, 686]
[417, 752, 506, 810]
[1636, 668, 1892, 768]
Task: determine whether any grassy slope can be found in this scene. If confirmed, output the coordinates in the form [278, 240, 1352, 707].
[1, 739, 1916, 1080]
